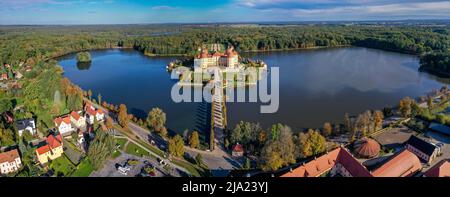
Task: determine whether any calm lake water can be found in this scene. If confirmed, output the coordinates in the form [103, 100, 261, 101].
[58, 47, 449, 134]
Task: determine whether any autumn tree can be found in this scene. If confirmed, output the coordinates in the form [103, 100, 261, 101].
[374, 110, 384, 131]
[118, 104, 129, 128]
[260, 124, 295, 171]
[147, 108, 166, 133]
[322, 122, 332, 137]
[168, 135, 185, 158]
[189, 131, 200, 149]
[105, 116, 114, 129]
[399, 97, 414, 118]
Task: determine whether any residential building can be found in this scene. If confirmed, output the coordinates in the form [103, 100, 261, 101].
[423, 159, 450, 177]
[405, 135, 439, 164]
[85, 107, 97, 124]
[15, 118, 37, 136]
[95, 109, 105, 122]
[70, 111, 86, 128]
[372, 149, 422, 177]
[0, 149, 22, 175]
[1, 73, 8, 80]
[232, 143, 244, 157]
[54, 116, 74, 136]
[35, 134, 64, 164]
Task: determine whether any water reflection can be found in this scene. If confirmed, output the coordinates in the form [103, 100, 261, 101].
[76, 62, 91, 70]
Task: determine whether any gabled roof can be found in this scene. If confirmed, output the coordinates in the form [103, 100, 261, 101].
[406, 135, 437, 156]
[86, 107, 97, 116]
[15, 118, 35, 130]
[0, 149, 20, 163]
[232, 144, 244, 153]
[372, 149, 422, 177]
[70, 111, 81, 121]
[424, 159, 450, 177]
[36, 134, 63, 155]
[428, 122, 450, 135]
[281, 147, 372, 177]
[97, 109, 104, 115]
[54, 116, 71, 126]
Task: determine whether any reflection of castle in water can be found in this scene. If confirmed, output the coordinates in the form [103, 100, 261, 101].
[77, 62, 91, 70]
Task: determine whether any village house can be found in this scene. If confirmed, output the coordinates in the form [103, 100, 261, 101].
[15, 118, 37, 137]
[35, 133, 64, 165]
[70, 111, 86, 128]
[0, 149, 22, 175]
[54, 116, 74, 136]
[3, 111, 14, 124]
[405, 135, 439, 164]
[231, 143, 244, 157]
[1, 73, 8, 81]
[95, 109, 105, 122]
[85, 106, 97, 124]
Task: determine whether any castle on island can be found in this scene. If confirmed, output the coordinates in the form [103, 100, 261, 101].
[194, 45, 239, 70]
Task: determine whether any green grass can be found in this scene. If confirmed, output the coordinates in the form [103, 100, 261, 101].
[125, 142, 150, 157]
[49, 155, 75, 177]
[71, 159, 95, 177]
[172, 159, 205, 177]
[115, 138, 128, 150]
[112, 150, 122, 158]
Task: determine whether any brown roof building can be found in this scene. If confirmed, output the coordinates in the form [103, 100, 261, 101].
[281, 147, 423, 177]
[354, 137, 381, 158]
[372, 149, 422, 177]
[281, 147, 372, 177]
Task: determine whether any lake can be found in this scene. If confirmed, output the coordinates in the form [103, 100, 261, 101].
[58, 47, 449, 134]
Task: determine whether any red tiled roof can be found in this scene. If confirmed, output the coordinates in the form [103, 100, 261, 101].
[281, 147, 372, 177]
[232, 144, 244, 152]
[36, 145, 50, 155]
[86, 107, 97, 116]
[424, 160, 450, 177]
[0, 149, 20, 163]
[372, 149, 422, 177]
[54, 116, 71, 126]
[354, 137, 381, 158]
[97, 109, 104, 115]
[70, 111, 81, 120]
[36, 134, 63, 155]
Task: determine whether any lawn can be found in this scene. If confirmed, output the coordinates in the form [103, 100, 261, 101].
[71, 159, 95, 177]
[112, 150, 122, 158]
[125, 142, 150, 157]
[115, 138, 128, 150]
[49, 155, 75, 177]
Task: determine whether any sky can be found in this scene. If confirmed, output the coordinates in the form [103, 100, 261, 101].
[0, 0, 449, 24]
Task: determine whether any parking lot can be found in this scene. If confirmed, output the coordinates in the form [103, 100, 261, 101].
[90, 152, 166, 177]
[373, 126, 418, 151]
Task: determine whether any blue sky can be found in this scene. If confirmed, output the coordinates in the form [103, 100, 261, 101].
[0, 0, 449, 24]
